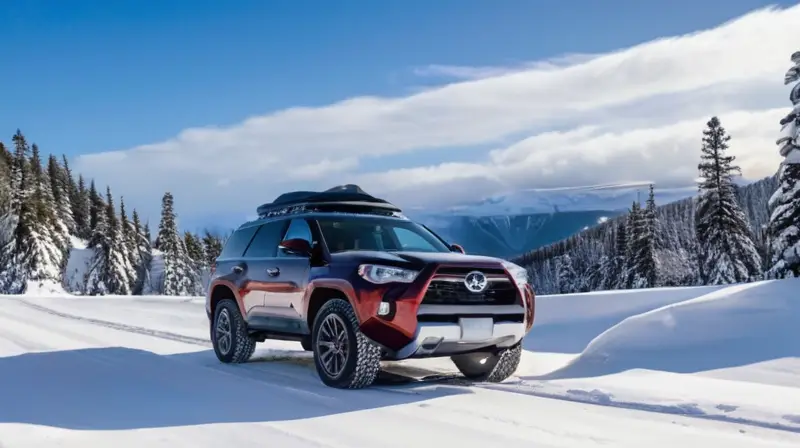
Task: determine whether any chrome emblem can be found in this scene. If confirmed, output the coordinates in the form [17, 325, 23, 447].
[464, 271, 488, 293]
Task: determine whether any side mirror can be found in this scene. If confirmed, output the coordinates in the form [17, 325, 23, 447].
[279, 238, 312, 257]
[449, 243, 465, 254]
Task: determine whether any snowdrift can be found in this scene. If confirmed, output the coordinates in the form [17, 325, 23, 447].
[525, 284, 727, 353]
[539, 278, 800, 379]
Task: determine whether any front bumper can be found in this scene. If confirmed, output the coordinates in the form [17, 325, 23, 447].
[387, 303, 526, 359]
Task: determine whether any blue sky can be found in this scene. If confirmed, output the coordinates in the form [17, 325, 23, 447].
[1, 0, 798, 231]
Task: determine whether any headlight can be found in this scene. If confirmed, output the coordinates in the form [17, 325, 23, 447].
[358, 264, 419, 284]
[501, 260, 529, 287]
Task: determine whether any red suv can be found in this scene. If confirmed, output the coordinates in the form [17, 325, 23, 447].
[205, 185, 535, 389]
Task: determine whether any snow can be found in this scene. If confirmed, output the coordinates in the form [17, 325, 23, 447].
[1, 280, 799, 447]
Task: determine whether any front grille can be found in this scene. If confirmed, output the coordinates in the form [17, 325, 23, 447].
[435, 266, 506, 276]
[422, 278, 518, 305]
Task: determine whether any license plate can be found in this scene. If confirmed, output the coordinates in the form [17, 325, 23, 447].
[459, 318, 493, 341]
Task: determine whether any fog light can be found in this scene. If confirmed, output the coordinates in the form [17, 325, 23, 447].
[378, 302, 391, 316]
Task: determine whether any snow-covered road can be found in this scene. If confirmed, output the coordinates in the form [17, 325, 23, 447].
[1, 279, 799, 447]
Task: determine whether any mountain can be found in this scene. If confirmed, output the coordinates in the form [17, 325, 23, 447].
[409, 182, 699, 258]
[511, 175, 780, 295]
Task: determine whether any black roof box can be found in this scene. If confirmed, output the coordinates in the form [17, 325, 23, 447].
[257, 184, 401, 217]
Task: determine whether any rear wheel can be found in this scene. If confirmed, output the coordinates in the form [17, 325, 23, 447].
[311, 298, 381, 389]
[211, 299, 257, 363]
[451, 342, 522, 382]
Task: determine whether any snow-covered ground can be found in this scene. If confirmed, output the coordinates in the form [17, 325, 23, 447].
[1, 279, 799, 447]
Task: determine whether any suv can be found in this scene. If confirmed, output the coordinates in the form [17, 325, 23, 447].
[205, 185, 535, 389]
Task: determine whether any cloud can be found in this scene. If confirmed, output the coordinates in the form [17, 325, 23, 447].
[410, 53, 599, 80]
[72, 5, 800, 227]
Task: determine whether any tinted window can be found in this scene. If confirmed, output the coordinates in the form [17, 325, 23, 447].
[282, 218, 313, 243]
[243, 220, 287, 258]
[278, 219, 314, 258]
[317, 217, 450, 253]
[219, 226, 258, 259]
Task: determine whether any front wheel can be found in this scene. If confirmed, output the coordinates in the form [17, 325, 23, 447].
[451, 342, 522, 382]
[211, 299, 257, 363]
[311, 298, 381, 389]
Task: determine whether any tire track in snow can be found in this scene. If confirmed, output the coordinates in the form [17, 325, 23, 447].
[477, 381, 800, 435]
[14, 299, 212, 348]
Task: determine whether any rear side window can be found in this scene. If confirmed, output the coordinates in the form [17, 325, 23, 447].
[243, 220, 287, 258]
[219, 226, 258, 259]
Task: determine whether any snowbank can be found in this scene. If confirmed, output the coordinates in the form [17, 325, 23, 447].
[541, 278, 800, 379]
[525, 284, 727, 353]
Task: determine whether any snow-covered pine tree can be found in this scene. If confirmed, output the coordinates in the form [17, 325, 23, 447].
[19, 143, 63, 290]
[628, 185, 659, 288]
[84, 187, 132, 295]
[48, 154, 76, 237]
[623, 201, 643, 288]
[130, 209, 153, 294]
[184, 231, 205, 269]
[766, 50, 800, 279]
[0, 142, 10, 212]
[202, 230, 223, 266]
[557, 253, 577, 294]
[695, 116, 763, 285]
[118, 197, 138, 289]
[599, 217, 628, 290]
[144, 221, 152, 246]
[43, 153, 71, 265]
[157, 192, 202, 295]
[87, 180, 107, 234]
[74, 174, 91, 239]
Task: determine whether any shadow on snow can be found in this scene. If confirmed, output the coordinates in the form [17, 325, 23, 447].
[0, 347, 470, 430]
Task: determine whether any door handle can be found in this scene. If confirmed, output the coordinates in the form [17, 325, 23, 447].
[266, 267, 280, 277]
[231, 265, 244, 274]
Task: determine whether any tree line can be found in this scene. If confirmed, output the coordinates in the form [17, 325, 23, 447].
[0, 131, 225, 295]
[513, 51, 800, 294]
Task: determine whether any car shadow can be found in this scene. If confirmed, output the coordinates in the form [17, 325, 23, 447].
[0, 347, 471, 430]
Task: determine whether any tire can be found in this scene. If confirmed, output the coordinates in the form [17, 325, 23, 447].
[311, 298, 381, 389]
[300, 336, 313, 351]
[451, 342, 522, 383]
[211, 299, 257, 364]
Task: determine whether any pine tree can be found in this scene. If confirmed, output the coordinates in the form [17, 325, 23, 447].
[45, 154, 71, 260]
[49, 154, 76, 236]
[19, 142, 63, 289]
[623, 201, 643, 288]
[695, 116, 763, 284]
[184, 231, 205, 268]
[74, 174, 91, 239]
[629, 185, 659, 288]
[157, 192, 202, 295]
[130, 209, 153, 294]
[84, 187, 132, 295]
[0, 142, 11, 212]
[0, 131, 31, 292]
[119, 197, 138, 288]
[557, 254, 577, 294]
[202, 230, 223, 266]
[767, 51, 800, 278]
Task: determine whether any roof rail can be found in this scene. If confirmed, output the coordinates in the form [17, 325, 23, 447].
[256, 184, 402, 218]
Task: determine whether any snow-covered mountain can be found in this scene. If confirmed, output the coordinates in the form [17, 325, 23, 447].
[409, 183, 698, 258]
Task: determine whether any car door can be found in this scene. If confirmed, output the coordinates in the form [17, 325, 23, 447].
[214, 225, 261, 316]
[239, 219, 289, 325]
[269, 218, 313, 323]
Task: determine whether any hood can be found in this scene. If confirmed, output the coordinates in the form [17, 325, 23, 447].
[329, 250, 505, 269]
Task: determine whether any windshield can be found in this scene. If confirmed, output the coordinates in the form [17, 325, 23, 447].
[316, 216, 451, 254]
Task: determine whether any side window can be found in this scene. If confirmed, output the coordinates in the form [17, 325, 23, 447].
[219, 226, 258, 259]
[393, 228, 431, 251]
[243, 220, 287, 258]
[278, 219, 313, 257]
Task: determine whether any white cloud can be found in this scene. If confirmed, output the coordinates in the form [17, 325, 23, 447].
[72, 5, 800, 225]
